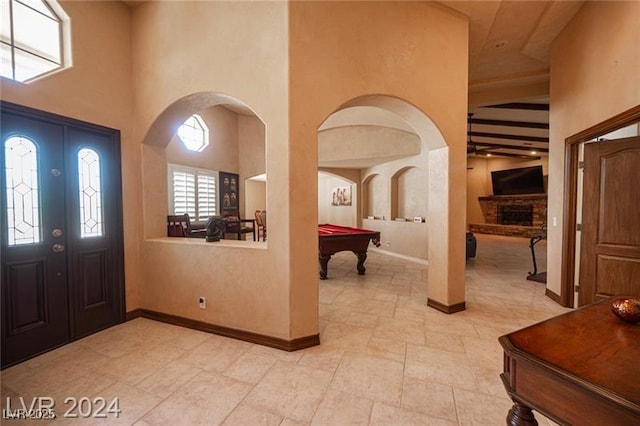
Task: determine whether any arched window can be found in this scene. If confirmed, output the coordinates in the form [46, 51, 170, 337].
[4, 136, 41, 245]
[1, 0, 69, 82]
[177, 114, 209, 152]
[78, 148, 103, 238]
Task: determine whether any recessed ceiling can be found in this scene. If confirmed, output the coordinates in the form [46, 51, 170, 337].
[440, 0, 585, 92]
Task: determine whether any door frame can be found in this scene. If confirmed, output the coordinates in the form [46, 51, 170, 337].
[0, 100, 126, 342]
[560, 105, 640, 307]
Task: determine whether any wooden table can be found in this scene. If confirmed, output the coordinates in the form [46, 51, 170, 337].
[499, 297, 640, 426]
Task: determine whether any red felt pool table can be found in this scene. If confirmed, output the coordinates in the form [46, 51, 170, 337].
[318, 224, 381, 280]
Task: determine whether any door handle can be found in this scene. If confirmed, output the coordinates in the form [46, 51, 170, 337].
[52, 244, 65, 253]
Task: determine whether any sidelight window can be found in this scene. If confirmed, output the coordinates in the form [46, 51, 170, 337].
[78, 148, 103, 238]
[4, 136, 41, 245]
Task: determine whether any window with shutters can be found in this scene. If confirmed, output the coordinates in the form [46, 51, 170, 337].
[168, 164, 217, 222]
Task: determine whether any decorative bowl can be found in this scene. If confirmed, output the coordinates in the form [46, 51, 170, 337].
[611, 297, 640, 324]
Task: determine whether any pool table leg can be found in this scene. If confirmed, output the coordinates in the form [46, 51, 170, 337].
[355, 251, 367, 275]
[319, 254, 331, 280]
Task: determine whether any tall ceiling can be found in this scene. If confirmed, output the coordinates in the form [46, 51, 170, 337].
[441, 0, 585, 160]
[438, 0, 583, 159]
[123, 0, 585, 164]
[441, 0, 584, 93]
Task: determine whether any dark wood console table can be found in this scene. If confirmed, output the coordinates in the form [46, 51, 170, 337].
[499, 297, 640, 425]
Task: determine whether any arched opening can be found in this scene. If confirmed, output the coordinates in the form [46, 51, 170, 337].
[141, 92, 266, 240]
[317, 94, 453, 304]
[390, 166, 427, 222]
[362, 173, 381, 220]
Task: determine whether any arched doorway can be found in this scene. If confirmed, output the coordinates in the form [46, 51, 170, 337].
[317, 95, 464, 313]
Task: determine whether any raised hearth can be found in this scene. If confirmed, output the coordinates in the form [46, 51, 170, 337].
[470, 194, 547, 238]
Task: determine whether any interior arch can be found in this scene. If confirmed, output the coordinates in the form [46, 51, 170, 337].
[141, 91, 266, 239]
[317, 94, 449, 290]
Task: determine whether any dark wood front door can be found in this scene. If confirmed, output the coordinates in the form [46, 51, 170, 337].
[1, 103, 125, 368]
[579, 136, 640, 306]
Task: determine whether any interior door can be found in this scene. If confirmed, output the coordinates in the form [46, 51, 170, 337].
[1, 103, 125, 368]
[579, 136, 640, 306]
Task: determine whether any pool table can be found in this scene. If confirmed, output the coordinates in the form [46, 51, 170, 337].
[318, 224, 381, 280]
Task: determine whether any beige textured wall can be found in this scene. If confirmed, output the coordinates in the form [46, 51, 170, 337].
[318, 126, 420, 167]
[547, 0, 640, 297]
[318, 173, 357, 227]
[238, 114, 266, 218]
[0, 1, 141, 310]
[244, 180, 266, 223]
[133, 1, 293, 338]
[362, 156, 429, 260]
[289, 1, 468, 309]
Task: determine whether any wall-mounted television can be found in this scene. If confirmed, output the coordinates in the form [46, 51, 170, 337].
[491, 165, 545, 196]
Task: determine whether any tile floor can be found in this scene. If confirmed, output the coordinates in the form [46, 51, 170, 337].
[1, 234, 569, 425]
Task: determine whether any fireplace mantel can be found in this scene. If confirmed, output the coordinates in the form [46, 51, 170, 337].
[478, 194, 547, 202]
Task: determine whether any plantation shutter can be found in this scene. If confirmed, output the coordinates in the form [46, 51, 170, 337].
[168, 164, 217, 221]
[171, 168, 196, 218]
[197, 173, 216, 221]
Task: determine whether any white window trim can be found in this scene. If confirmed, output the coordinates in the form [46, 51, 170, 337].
[177, 114, 209, 152]
[1, 0, 72, 83]
[167, 163, 218, 223]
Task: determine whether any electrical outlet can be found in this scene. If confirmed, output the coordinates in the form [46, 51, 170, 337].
[198, 297, 206, 309]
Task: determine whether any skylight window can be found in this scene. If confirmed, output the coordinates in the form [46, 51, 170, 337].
[178, 114, 209, 152]
[1, 0, 69, 83]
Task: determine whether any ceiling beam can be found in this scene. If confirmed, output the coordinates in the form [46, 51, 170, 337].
[473, 142, 549, 152]
[485, 103, 550, 111]
[469, 131, 549, 143]
[470, 118, 549, 129]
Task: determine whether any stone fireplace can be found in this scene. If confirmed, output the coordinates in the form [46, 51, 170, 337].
[497, 204, 534, 226]
[469, 194, 547, 237]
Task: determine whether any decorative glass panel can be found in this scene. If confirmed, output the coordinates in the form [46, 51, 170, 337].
[78, 148, 103, 238]
[4, 136, 41, 246]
